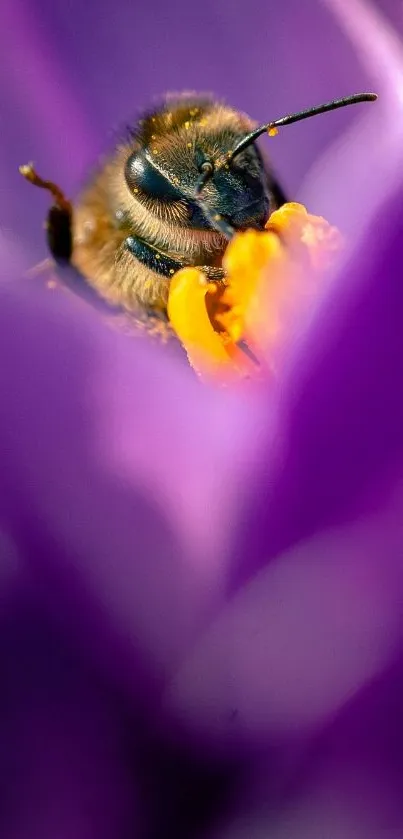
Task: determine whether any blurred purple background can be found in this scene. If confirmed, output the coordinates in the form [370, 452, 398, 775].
[1, 0, 401, 263]
[1, 2, 403, 838]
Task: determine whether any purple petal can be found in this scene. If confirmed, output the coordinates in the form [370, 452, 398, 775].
[1, 0, 96, 261]
[164, 3, 403, 755]
[0, 272, 269, 695]
[166, 483, 403, 745]
[300, 0, 403, 234]
[232, 2, 403, 579]
[211, 656, 403, 837]
[0, 586, 139, 838]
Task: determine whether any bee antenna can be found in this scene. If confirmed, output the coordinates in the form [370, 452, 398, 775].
[195, 160, 215, 195]
[228, 92, 378, 162]
[192, 92, 377, 241]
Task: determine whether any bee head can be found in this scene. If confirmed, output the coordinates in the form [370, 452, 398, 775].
[123, 91, 377, 243]
[123, 94, 273, 236]
[194, 91, 378, 239]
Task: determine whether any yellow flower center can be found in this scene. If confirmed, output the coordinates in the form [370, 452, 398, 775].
[167, 203, 342, 381]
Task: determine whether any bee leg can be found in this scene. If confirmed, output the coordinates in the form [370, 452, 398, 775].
[19, 163, 73, 263]
[125, 237, 228, 288]
[124, 234, 184, 277]
[19, 163, 121, 316]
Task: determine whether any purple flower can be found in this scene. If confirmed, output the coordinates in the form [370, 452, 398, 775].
[1, 0, 403, 837]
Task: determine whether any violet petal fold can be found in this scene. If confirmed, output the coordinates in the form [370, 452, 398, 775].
[166, 483, 403, 744]
[0, 274, 269, 694]
[300, 0, 403, 235]
[231, 177, 403, 589]
[231, 0, 403, 584]
[0, 595, 139, 839]
[164, 0, 403, 753]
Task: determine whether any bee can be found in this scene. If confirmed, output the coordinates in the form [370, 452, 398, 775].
[20, 90, 377, 333]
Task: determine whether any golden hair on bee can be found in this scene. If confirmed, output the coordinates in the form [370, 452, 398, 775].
[69, 92, 284, 312]
[20, 90, 377, 322]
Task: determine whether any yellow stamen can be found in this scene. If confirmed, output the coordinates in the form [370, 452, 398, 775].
[168, 269, 253, 380]
[167, 203, 342, 381]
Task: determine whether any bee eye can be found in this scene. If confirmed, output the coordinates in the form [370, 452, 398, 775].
[125, 150, 182, 201]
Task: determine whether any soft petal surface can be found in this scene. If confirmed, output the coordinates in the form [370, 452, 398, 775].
[165, 0, 403, 756]
[0, 589, 139, 839]
[0, 268, 271, 695]
[167, 486, 403, 743]
[301, 0, 403, 236]
[229, 0, 403, 586]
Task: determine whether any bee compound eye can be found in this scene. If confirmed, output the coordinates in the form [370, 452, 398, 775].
[124, 149, 182, 201]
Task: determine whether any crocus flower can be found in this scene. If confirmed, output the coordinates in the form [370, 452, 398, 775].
[1, 1, 403, 838]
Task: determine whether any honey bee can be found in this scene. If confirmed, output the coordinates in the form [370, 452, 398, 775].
[20, 90, 376, 332]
